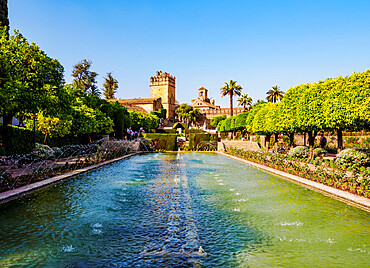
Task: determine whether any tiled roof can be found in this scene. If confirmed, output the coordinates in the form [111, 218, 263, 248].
[117, 98, 160, 104]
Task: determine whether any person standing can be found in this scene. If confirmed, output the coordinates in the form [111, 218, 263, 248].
[320, 133, 327, 148]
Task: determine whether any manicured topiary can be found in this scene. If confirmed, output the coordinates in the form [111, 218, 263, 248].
[336, 148, 370, 166]
[314, 148, 327, 158]
[288, 146, 309, 158]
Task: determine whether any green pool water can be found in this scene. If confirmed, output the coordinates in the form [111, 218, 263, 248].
[0, 153, 369, 267]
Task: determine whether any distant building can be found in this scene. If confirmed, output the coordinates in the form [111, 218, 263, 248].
[191, 87, 245, 127]
[150, 71, 177, 119]
[115, 71, 178, 119]
[191, 87, 219, 110]
[116, 98, 162, 114]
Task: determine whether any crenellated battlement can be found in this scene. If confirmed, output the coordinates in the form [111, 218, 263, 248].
[150, 71, 177, 119]
[150, 71, 176, 84]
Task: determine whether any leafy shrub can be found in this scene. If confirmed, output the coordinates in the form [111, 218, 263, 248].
[345, 137, 363, 148]
[142, 133, 178, 151]
[362, 137, 370, 148]
[34, 143, 54, 159]
[155, 129, 177, 134]
[314, 148, 327, 158]
[150, 108, 166, 119]
[0, 123, 44, 155]
[172, 122, 188, 130]
[288, 146, 309, 158]
[211, 115, 226, 128]
[189, 133, 218, 151]
[336, 148, 370, 166]
[185, 129, 205, 134]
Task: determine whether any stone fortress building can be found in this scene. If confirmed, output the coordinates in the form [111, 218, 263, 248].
[191, 87, 245, 125]
[115, 71, 244, 126]
[116, 71, 177, 119]
[150, 71, 177, 119]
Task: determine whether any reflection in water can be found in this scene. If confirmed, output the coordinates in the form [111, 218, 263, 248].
[0, 153, 369, 267]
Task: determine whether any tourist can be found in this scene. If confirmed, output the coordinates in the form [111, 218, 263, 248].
[320, 134, 327, 148]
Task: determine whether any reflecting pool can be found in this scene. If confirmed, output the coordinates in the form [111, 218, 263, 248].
[0, 153, 369, 267]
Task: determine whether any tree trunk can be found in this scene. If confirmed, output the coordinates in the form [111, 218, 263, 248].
[230, 94, 233, 117]
[274, 133, 279, 152]
[303, 132, 306, 146]
[266, 134, 271, 150]
[307, 131, 317, 159]
[288, 132, 295, 148]
[337, 128, 343, 153]
[43, 130, 48, 144]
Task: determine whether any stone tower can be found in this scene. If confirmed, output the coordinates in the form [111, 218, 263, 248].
[198, 87, 209, 102]
[150, 71, 176, 119]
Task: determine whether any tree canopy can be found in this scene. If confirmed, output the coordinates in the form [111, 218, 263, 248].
[72, 59, 100, 97]
[266, 85, 284, 103]
[175, 103, 201, 124]
[102, 72, 118, 99]
[237, 94, 253, 110]
[220, 80, 242, 116]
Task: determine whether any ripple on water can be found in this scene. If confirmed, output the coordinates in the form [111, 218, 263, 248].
[61, 245, 75, 253]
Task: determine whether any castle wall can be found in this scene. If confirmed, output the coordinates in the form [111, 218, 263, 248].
[199, 107, 245, 120]
[150, 71, 176, 119]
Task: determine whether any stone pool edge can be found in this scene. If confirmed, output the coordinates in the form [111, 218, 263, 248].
[0, 152, 141, 204]
[219, 151, 370, 212]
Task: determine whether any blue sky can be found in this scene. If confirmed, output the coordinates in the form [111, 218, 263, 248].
[8, 0, 370, 107]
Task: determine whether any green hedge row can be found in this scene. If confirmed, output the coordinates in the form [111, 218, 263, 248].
[155, 129, 177, 134]
[0, 124, 43, 155]
[173, 122, 188, 130]
[185, 129, 205, 134]
[189, 133, 218, 151]
[0, 123, 89, 156]
[143, 133, 178, 151]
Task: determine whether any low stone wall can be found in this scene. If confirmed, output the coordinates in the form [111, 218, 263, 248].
[218, 140, 261, 152]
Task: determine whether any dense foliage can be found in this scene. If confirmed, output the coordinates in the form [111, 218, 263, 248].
[142, 133, 177, 151]
[150, 108, 167, 119]
[226, 148, 370, 198]
[175, 104, 200, 124]
[210, 115, 226, 128]
[0, 28, 159, 154]
[188, 133, 218, 151]
[219, 70, 370, 155]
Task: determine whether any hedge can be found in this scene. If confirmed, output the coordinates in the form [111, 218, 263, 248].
[155, 129, 177, 134]
[173, 122, 188, 130]
[0, 123, 89, 156]
[189, 133, 218, 151]
[150, 108, 167, 119]
[185, 129, 205, 134]
[0, 124, 43, 155]
[143, 133, 178, 151]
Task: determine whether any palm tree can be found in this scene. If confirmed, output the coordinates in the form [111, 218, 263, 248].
[237, 94, 253, 110]
[266, 85, 284, 103]
[102, 72, 119, 99]
[220, 80, 242, 116]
